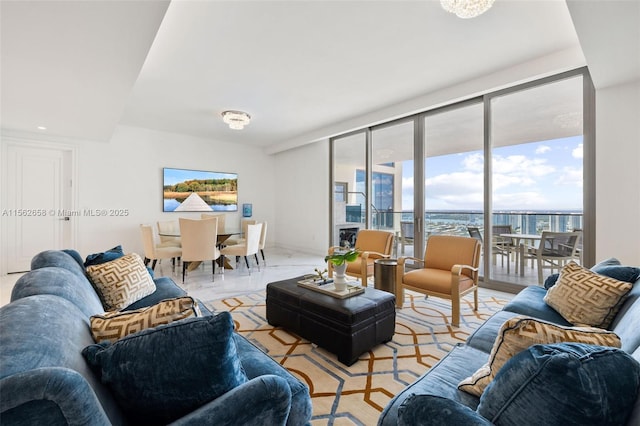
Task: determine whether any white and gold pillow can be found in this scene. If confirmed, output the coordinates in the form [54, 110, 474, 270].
[544, 262, 632, 328]
[90, 297, 201, 343]
[458, 316, 621, 397]
[86, 253, 156, 311]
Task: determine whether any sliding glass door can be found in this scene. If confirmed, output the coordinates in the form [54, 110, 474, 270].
[489, 75, 584, 286]
[330, 68, 592, 291]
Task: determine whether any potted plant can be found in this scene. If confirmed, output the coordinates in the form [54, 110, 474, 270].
[325, 248, 359, 291]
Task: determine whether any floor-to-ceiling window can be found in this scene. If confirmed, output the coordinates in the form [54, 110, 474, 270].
[330, 68, 593, 291]
[489, 74, 584, 286]
[331, 131, 366, 248]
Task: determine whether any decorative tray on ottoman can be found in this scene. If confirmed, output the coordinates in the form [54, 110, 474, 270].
[297, 278, 364, 299]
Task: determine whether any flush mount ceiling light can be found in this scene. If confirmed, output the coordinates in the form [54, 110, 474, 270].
[440, 0, 495, 18]
[221, 110, 251, 130]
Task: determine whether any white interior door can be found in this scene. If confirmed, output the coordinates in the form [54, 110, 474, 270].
[5, 143, 73, 273]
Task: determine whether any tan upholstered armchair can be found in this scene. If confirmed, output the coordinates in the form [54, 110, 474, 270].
[328, 229, 394, 287]
[396, 235, 481, 327]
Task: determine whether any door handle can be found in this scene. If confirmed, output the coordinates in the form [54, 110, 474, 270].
[59, 217, 70, 221]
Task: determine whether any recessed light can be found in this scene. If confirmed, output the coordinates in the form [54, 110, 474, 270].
[37, 126, 47, 130]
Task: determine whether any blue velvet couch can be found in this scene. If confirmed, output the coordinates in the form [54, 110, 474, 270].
[378, 259, 640, 426]
[0, 249, 312, 426]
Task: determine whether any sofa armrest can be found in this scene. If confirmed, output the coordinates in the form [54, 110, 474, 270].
[0, 367, 112, 426]
[398, 394, 493, 426]
[170, 375, 292, 426]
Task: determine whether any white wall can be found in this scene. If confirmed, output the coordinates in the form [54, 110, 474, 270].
[273, 140, 329, 256]
[0, 125, 276, 268]
[595, 80, 640, 264]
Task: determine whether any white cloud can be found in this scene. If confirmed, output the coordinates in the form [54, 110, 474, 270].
[572, 143, 583, 159]
[555, 166, 583, 187]
[535, 145, 551, 154]
[492, 155, 555, 178]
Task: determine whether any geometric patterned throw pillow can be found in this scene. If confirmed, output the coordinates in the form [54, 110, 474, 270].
[86, 253, 156, 311]
[544, 262, 633, 328]
[90, 297, 201, 343]
[458, 316, 621, 397]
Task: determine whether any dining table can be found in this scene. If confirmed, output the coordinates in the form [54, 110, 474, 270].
[499, 233, 542, 276]
[159, 228, 242, 270]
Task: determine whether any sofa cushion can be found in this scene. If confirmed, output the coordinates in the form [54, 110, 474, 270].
[458, 316, 621, 397]
[477, 343, 640, 426]
[86, 253, 156, 311]
[544, 262, 632, 328]
[82, 312, 248, 425]
[90, 297, 201, 343]
[501, 286, 572, 326]
[84, 245, 124, 267]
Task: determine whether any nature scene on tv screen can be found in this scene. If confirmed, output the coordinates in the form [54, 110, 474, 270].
[163, 168, 238, 212]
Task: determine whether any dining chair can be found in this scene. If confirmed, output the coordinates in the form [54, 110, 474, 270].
[225, 219, 257, 246]
[327, 229, 394, 287]
[396, 235, 481, 327]
[522, 231, 581, 285]
[156, 220, 181, 247]
[178, 217, 220, 283]
[140, 224, 182, 271]
[219, 223, 263, 274]
[258, 221, 268, 265]
[200, 213, 225, 235]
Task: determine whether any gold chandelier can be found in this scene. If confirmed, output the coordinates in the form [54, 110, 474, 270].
[440, 0, 495, 19]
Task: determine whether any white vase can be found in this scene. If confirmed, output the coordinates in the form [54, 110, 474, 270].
[333, 262, 348, 291]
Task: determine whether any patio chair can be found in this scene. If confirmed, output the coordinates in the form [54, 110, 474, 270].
[522, 231, 581, 285]
[400, 221, 414, 255]
[396, 235, 481, 327]
[467, 226, 511, 273]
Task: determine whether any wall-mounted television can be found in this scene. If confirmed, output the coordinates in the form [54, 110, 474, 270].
[163, 167, 238, 212]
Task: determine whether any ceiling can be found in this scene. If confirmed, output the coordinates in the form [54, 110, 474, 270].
[1, 1, 638, 153]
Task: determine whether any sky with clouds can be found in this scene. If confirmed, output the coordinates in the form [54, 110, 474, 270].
[401, 135, 583, 211]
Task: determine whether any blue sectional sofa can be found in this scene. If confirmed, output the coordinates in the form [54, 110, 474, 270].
[379, 259, 640, 426]
[0, 249, 312, 426]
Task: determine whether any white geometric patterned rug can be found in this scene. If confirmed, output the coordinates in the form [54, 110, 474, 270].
[206, 289, 510, 426]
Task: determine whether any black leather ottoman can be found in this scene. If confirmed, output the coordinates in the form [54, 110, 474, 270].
[266, 276, 396, 366]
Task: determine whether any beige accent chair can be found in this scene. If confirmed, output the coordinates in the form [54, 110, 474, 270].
[396, 235, 481, 327]
[220, 223, 263, 273]
[179, 217, 221, 283]
[156, 220, 181, 247]
[328, 229, 394, 287]
[201, 213, 226, 235]
[522, 231, 581, 285]
[140, 224, 182, 271]
[225, 219, 257, 246]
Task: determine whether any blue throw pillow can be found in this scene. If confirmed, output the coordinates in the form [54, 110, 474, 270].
[82, 312, 247, 424]
[544, 258, 639, 290]
[477, 343, 640, 426]
[591, 265, 640, 284]
[84, 245, 124, 267]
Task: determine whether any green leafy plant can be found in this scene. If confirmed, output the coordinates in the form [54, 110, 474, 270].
[324, 248, 360, 266]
